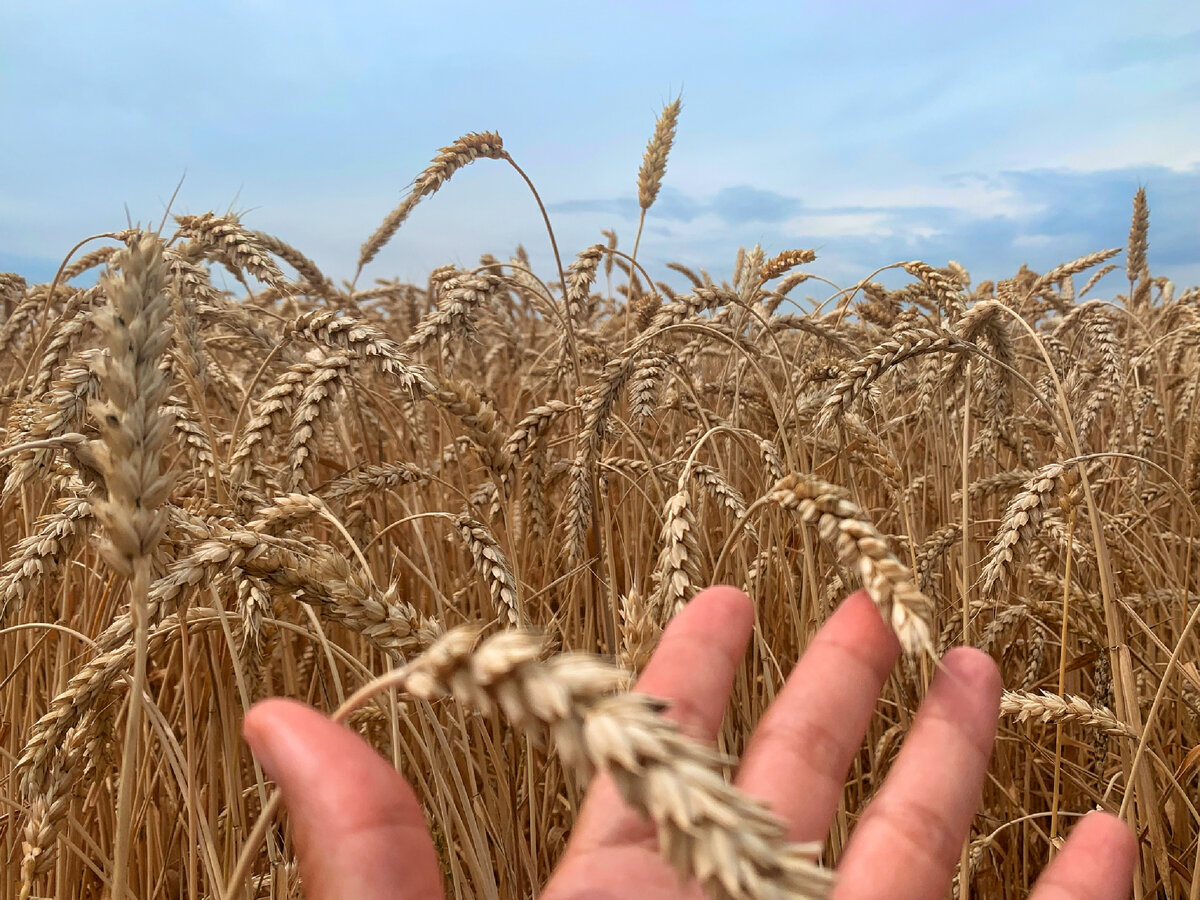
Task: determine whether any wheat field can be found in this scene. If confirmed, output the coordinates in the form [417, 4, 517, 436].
[0, 100, 1196, 898]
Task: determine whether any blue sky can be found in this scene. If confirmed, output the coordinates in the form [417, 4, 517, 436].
[2, 0, 1197, 295]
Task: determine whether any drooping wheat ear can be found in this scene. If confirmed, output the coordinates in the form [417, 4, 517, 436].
[1, 271, 27, 317]
[60, 245, 119, 282]
[246, 491, 330, 534]
[689, 462, 759, 543]
[581, 354, 638, 459]
[979, 463, 1066, 599]
[18, 723, 90, 893]
[4, 350, 102, 498]
[1000, 690, 1137, 739]
[816, 328, 967, 431]
[0, 283, 49, 356]
[501, 399, 570, 494]
[903, 261, 966, 324]
[1075, 309, 1124, 445]
[516, 443, 551, 545]
[758, 437, 785, 484]
[358, 626, 832, 899]
[629, 289, 662, 332]
[564, 244, 605, 322]
[229, 362, 313, 486]
[0, 494, 94, 621]
[914, 522, 965, 591]
[503, 400, 571, 465]
[285, 356, 353, 491]
[174, 213, 286, 288]
[28, 286, 102, 397]
[637, 96, 682, 211]
[1028, 248, 1122, 298]
[357, 132, 506, 276]
[251, 229, 330, 291]
[286, 309, 434, 393]
[164, 270, 212, 396]
[20, 535, 441, 802]
[769, 474, 935, 656]
[1127, 187, 1149, 284]
[164, 395, 217, 481]
[648, 285, 738, 332]
[564, 452, 594, 564]
[403, 270, 504, 356]
[429, 376, 512, 476]
[454, 513, 523, 627]
[629, 351, 669, 427]
[321, 461, 433, 504]
[234, 575, 273, 698]
[1079, 263, 1118, 299]
[841, 413, 904, 502]
[758, 248, 817, 284]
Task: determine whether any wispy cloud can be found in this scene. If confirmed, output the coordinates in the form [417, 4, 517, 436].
[550, 164, 1200, 289]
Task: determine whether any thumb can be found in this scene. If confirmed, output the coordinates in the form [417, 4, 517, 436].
[243, 698, 442, 899]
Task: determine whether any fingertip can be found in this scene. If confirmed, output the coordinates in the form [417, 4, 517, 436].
[1078, 810, 1138, 857]
[941, 646, 1003, 703]
[688, 584, 754, 629]
[635, 584, 755, 737]
[243, 696, 312, 737]
[242, 697, 320, 783]
[1031, 811, 1138, 898]
[835, 589, 901, 646]
[241, 698, 442, 898]
[844, 587, 873, 608]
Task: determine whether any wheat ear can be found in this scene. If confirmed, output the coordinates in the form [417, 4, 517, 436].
[336, 626, 834, 900]
[1001, 690, 1137, 739]
[72, 235, 174, 900]
[637, 96, 681, 211]
[769, 474, 935, 656]
[357, 132, 506, 277]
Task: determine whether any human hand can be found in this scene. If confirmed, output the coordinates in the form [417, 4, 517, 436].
[242, 587, 1137, 898]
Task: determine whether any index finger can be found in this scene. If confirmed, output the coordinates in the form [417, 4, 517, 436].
[242, 698, 443, 900]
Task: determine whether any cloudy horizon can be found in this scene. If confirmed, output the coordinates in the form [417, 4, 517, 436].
[3, 1, 1197, 296]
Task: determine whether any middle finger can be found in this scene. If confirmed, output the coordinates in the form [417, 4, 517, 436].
[736, 589, 900, 843]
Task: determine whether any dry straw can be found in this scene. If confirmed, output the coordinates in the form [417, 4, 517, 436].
[2, 103, 1194, 899]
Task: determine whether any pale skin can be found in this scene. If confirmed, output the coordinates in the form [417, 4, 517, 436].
[242, 587, 1138, 899]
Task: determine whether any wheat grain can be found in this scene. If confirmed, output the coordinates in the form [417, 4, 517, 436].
[175, 213, 286, 289]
